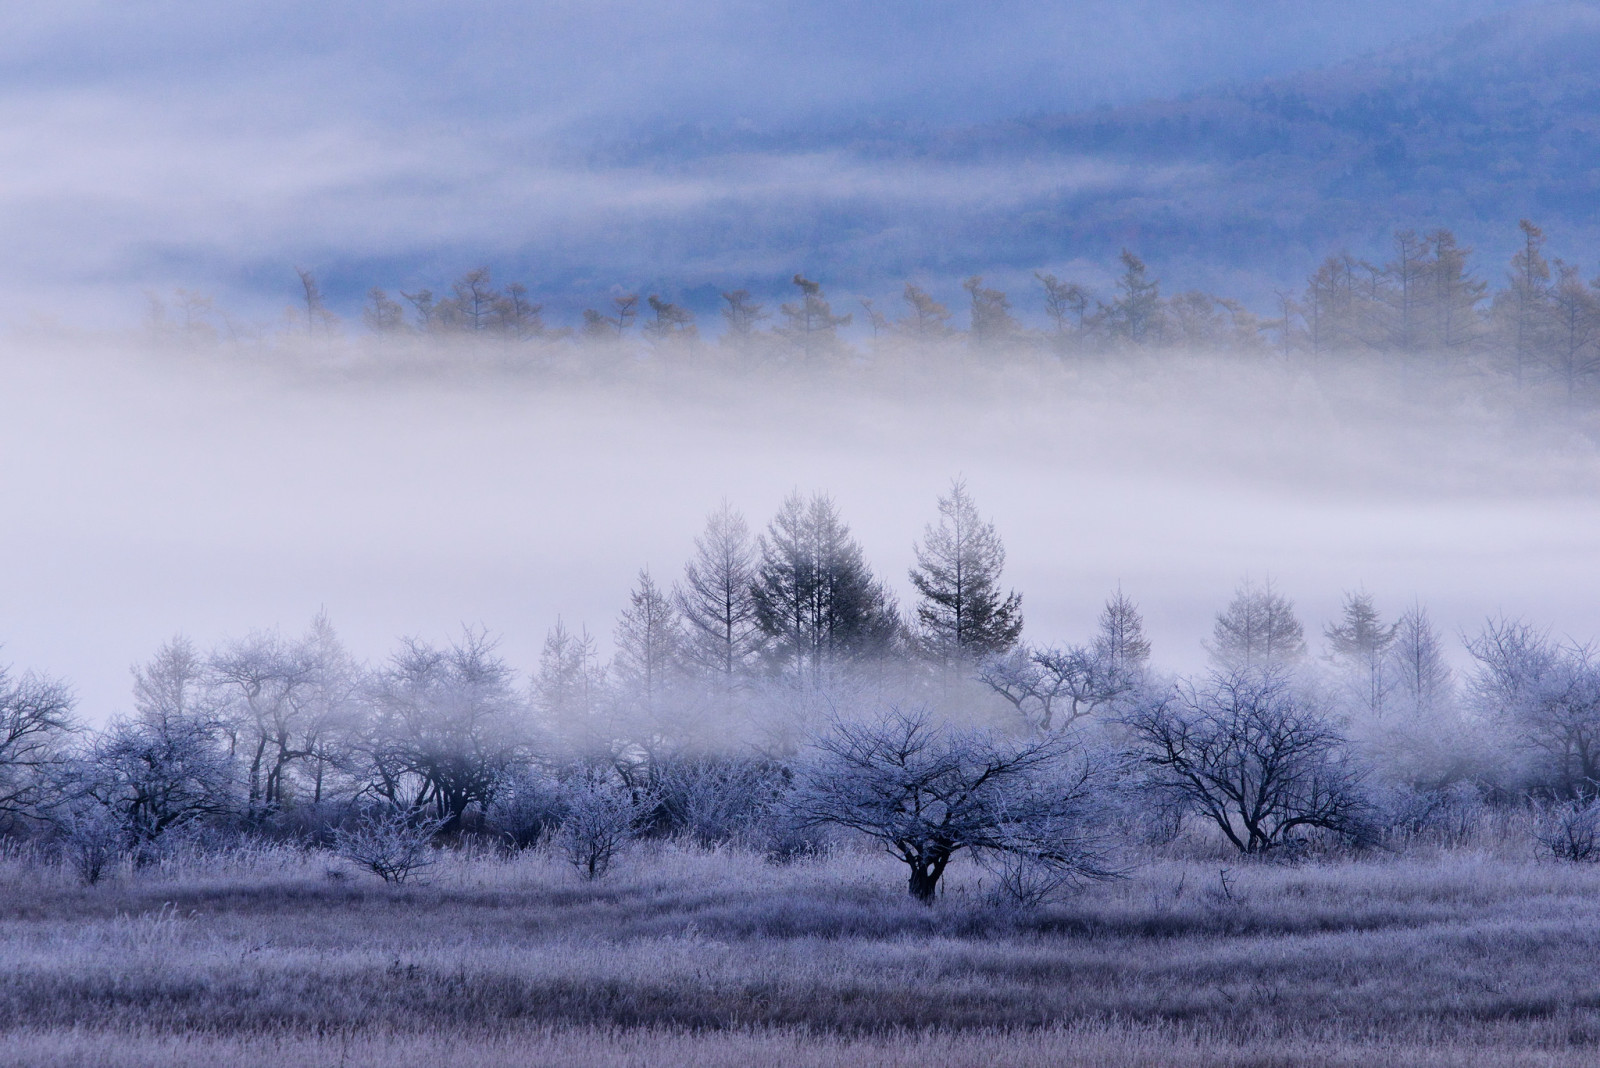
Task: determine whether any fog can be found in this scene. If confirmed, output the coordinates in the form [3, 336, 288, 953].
[4, 336, 1597, 721]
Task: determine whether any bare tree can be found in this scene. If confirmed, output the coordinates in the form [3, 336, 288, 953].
[1124, 669, 1373, 854]
[790, 708, 1118, 901]
[0, 658, 76, 822]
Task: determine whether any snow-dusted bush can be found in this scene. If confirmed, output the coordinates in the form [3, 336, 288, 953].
[55, 802, 124, 885]
[556, 770, 655, 879]
[333, 806, 443, 883]
[487, 769, 568, 849]
[1534, 798, 1600, 862]
[655, 756, 786, 847]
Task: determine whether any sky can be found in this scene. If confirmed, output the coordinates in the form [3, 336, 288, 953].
[0, 0, 1546, 326]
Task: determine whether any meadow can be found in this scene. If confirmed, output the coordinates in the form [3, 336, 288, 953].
[4, 822, 1600, 1067]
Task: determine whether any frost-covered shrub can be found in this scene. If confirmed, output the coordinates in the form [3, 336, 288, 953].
[56, 803, 124, 886]
[1534, 798, 1600, 862]
[333, 806, 443, 884]
[655, 756, 786, 847]
[556, 770, 654, 880]
[1373, 781, 1486, 847]
[487, 769, 568, 849]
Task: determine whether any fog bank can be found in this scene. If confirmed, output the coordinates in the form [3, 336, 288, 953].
[3, 337, 1597, 719]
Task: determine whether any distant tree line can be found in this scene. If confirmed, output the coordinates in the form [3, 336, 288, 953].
[137, 219, 1567, 395]
[6, 482, 1600, 900]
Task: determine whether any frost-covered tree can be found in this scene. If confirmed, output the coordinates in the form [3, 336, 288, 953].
[209, 630, 315, 813]
[676, 502, 762, 685]
[979, 593, 1148, 732]
[1390, 602, 1453, 720]
[0, 656, 76, 822]
[909, 480, 1022, 664]
[1466, 618, 1600, 798]
[1125, 669, 1373, 854]
[1324, 592, 1398, 720]
[613, 568, 682, 706]
[753, 492, 898, 685]
[363, 629, 525, 831]
[1207, 578, 1306, 671]
[790, 708, 1117, 901]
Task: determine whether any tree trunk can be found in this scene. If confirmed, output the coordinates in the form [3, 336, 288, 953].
[908, 866, 940, 902]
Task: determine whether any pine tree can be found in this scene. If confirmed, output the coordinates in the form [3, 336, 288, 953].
[908, 480, 1022, 662]
[1208, 578, 1306, 671]
[676, 502, 762, 684]
[613, 569, 682, 705]
[754, 492, 897, 684]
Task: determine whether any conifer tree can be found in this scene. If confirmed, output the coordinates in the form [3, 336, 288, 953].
[676, 502, 762, 684]
[754, 492, 897, 684]
[1324, 591, 1398, 719]
[908, 480, 1022, 662]
[613, 569, 682, 705]
[1208, 578, 1306, 671]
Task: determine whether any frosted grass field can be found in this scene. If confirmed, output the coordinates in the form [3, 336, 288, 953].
[3, 825, 1600, 1066]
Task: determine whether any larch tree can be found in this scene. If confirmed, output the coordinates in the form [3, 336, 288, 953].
[676, 502, 762, 685]
[613, 568, 683, 706]
[1207, 578, 1306, 672]
[1389, 601, 1453, 721]
[533, 619, 603, 721]
[1324, 592, 1398, 721]
[962, 276, 1019, 347]
[908, 480, 1022, 664]
[753, 491, 898, 685]
[777, 276, 851, 358]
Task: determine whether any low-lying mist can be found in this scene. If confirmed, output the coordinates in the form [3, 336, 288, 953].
[3, 333, 1597, 718]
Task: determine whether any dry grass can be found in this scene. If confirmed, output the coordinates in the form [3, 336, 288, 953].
[2, 839, 1600, 1065]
